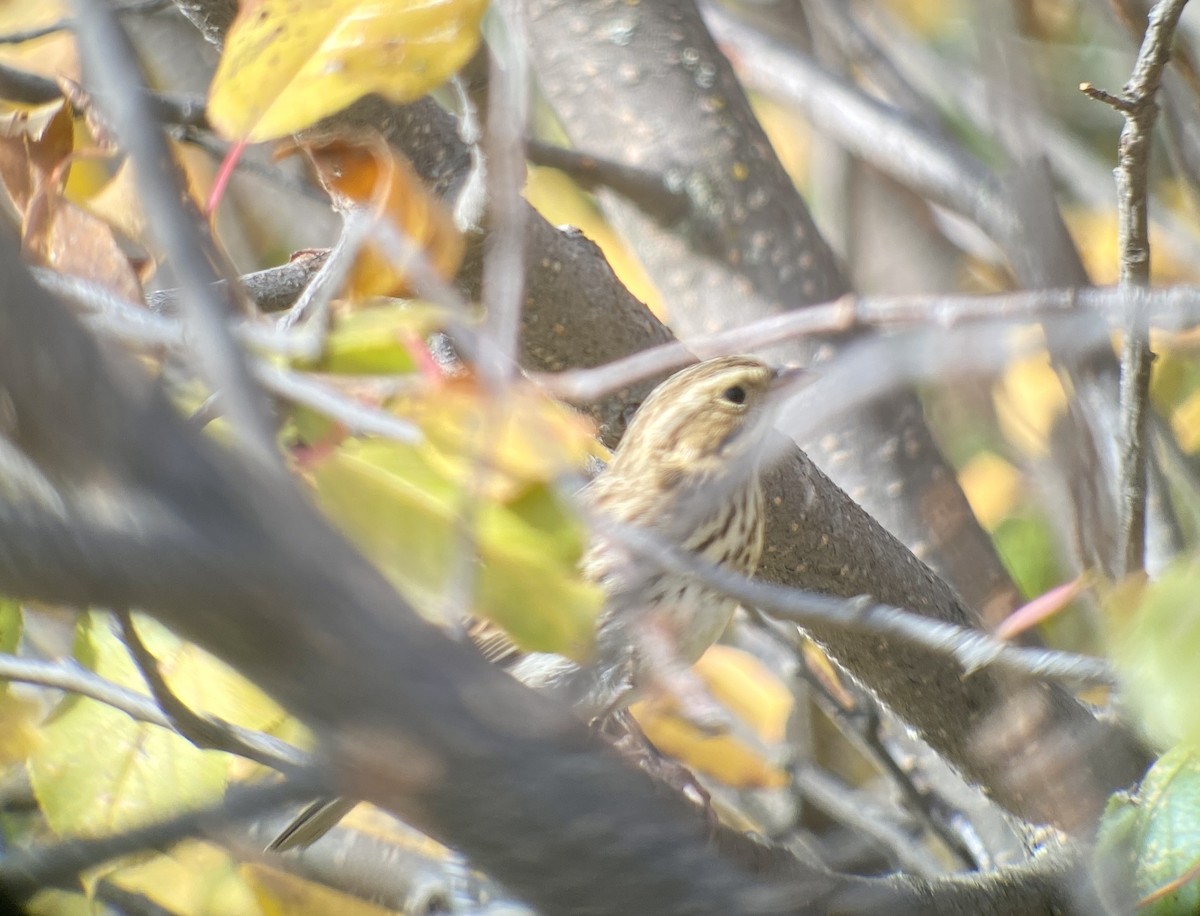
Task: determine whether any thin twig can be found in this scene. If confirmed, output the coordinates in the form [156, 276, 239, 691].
[70, 0, 279, 465]
[535, 284, 1200, 405]
[34, 268, 423, 442]
[0, 651, 306, 771]
[114, 609, 299, 766]
[753, 610, 981, 870]
[527, 140, 691, 224]
[598, 517, 1118, 688]
[35, 268, 312, 357]
[1085, 0, 1190, 576]
[0, 0, 170, 45]
[791, 764, 946, 877]
[0, 778, 318, 899]
[277, 214, 369, 334]
[480, 4, 530, 387]
[253, 364, 421, 442]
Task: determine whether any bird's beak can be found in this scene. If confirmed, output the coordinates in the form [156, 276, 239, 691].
[769, 364, 813, 399]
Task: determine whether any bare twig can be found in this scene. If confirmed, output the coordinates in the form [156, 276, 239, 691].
[599, 517, 1118, 688]
[277, 216, 368, 334]
[776, 626, 983, 870]
[480, 4, 530, 387]
[0, 778, 318, 898]
[791, 764, 946, 878]
[537, 284, 1200, 405]
[0, 651, 306, 771]
[1084, 0, 1190, 576]
[114, 609, 299, 767]
[527, 140, 691, 223]
[0, 0, 170, 44]
[252, 364, 421, 442]
[70, 0, 279, 465]
[33, 268, 421, 441]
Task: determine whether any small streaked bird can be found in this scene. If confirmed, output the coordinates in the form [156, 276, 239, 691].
[269, 355, 799, 851]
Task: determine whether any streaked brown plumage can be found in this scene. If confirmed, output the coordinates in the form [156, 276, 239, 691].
[269, 356, 792, 851]
[504, 355, 782, 719]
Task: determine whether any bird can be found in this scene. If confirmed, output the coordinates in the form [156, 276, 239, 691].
[268, 355, 800, 851]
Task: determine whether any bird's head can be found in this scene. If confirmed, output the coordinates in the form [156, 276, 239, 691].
[610, 356, 802, 485]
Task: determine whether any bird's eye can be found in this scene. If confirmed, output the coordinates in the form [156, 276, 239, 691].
[722, 385, 747, 405]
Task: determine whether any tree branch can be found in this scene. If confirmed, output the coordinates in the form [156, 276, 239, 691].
[1085, 0, 1190, 576]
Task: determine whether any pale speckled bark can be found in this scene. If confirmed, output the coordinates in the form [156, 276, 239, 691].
[524, 0, 1025, 626]
[152, 0, 1151, 832]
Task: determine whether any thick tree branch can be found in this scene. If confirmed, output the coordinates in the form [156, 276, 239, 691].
[0, 237, 796, 915]
[150, 0, 1153, 839]
[525, 0, 1028, 633]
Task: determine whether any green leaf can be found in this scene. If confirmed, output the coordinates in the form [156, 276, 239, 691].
[306, 301, 446, 375]
[1108, 563, 1200, 748]
[313, 438, 601, 659]
[27, 614, 284, 837]
[0, 598, 20, 697]
[0, 598, 19, 654]
[1095, 746, 1200, 915]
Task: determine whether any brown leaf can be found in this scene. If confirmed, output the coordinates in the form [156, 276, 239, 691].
[25, 193, 143, 304]
[304, 135, 463, 300]
[0, 100, 73, 215]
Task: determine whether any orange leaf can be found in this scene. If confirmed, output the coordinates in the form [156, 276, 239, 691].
[207, 0, 488, 142]
[0, 100, 73, 215]
[305, 136, 463, 299]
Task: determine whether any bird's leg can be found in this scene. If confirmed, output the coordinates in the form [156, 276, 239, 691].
[596, 708, 715, 824]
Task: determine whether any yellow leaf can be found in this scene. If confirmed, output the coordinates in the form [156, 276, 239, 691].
[393, 377, 601, 500]
[695, 645, 793, 743]
[312, 438, 601, 658]
[632, 646, 792, 790]
[27, 889, 93, 916]
[1172, 388, 1200, 453]
[27, 614, 285, 837]
[0, 692, 43, 764]
[107, 841, 264, 916]
[0, 0, 77, 81]
[207, 0, 489, 142]
[309, 300, 446, 374]
[0, 596, 20, 657]
[245, 862, 396, 916]
[1104, 565, 1200, 749]
[958, 451, 1021, 531]
[994, 349, 1067, 456]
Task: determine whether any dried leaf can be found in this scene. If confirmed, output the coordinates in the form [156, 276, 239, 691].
[306, 137, 463, 299]
[0, 100, 73, 214]
[24, 192, 144, 304]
